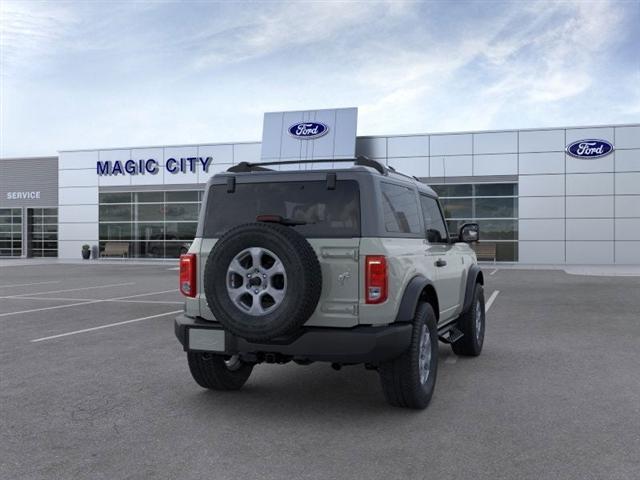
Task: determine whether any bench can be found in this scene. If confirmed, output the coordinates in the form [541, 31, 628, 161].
[101, 242, 129, 258]
[472, 242, 497, 263]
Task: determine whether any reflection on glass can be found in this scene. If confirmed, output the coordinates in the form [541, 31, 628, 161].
[475, 198, 517, 218]
[441, 199, 473, 218]
[98, 190, 203, 258]
[430, 184, 472, 197]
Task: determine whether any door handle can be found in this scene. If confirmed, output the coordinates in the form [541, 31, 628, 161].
[435, 259, 447, 267]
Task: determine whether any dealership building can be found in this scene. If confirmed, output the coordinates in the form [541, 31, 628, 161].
[1, 108, 639, 264]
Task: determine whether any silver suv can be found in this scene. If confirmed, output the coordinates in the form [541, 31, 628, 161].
[175, 157, 485, 409]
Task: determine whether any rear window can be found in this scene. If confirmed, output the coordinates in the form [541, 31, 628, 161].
[204, 180, 360, 238]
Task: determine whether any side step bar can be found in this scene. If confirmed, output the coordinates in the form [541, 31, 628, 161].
[438, 325, 464, 344]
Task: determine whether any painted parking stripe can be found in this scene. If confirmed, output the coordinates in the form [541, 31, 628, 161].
[0, 282, 136, 299]
[485, 290, 500, 311]
[489, 269, 498, 276]
[5, 296, 183, 305]
[0, 300, 103, 317]
[31, 310, 182, 343]
[0, 289, 178, 318]
[0, 281, 60, 288]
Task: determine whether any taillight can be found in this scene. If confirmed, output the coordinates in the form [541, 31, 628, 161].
[179, 254, 197, 297]
[365, 255, 387, 304]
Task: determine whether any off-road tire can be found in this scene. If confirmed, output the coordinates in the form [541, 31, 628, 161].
[204, 222, 322, 342]
[451, 283, 485, 356]
[379, 302, 439, 409]
[187, 352, 253, 390]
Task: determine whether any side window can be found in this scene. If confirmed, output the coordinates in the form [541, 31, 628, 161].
[420, 195, 449, 243]
[381, 183, 421, 234]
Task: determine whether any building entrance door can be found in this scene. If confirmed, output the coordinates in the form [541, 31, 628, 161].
[26, 208, 58, 258]
[0, 208, 23, 257]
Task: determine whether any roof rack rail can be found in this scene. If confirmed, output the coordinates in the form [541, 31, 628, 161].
[226, 157, 388, 175]
[387, 164, 420, 181]
[226, 162, 273, 173]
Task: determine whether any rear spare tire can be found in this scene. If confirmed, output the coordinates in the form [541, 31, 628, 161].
[204, 222, 322, 342]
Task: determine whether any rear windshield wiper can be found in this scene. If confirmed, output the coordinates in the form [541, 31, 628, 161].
[256, 215, 307, 226]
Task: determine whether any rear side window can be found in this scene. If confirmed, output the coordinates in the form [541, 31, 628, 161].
[381, 183, 421, 234]
[420, 195, 449, 243]
[204, 180, 360, 238]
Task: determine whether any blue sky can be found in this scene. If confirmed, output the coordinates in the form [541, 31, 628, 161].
[1, 0, 638, 157]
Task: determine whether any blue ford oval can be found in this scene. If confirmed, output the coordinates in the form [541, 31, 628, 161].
[566, 139, 614, 159]
[288, 122, 329, 139]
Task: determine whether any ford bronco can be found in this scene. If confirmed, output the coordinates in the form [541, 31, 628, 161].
[174, 157, 485, 409]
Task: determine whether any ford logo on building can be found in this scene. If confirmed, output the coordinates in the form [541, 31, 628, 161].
[566, 139, 614, 159]
[288, 122, 329, 139]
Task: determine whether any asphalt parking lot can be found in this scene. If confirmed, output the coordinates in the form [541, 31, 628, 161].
[1, 263, 639, 480]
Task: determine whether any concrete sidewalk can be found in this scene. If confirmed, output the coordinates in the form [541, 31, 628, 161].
[480, 262, 640, 276]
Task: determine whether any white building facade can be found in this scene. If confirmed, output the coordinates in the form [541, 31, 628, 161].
[2, 117, 639, 264]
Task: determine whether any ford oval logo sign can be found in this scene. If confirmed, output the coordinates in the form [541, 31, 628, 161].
[288, 122, 329, 139]
[566, 139, 614, 159]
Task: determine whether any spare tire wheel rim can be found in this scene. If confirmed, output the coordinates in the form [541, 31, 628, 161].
[226, 247, 287, 316]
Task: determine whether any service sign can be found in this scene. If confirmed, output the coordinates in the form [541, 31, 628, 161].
[6, 191, 41, 200]
[566, 139, 614, 159]
[288, 122, 329, 140]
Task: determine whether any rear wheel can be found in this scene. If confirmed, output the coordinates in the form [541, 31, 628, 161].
[378, 302, 439, 409]
[187, 352, 253, 390]
[451, 283, 485, 356]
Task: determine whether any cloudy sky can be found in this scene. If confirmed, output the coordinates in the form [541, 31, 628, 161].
[1, 0, 638, 157]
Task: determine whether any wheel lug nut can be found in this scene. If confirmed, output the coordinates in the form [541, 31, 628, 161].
[254, 289, 259, 294]
[262, 274, 266, 278]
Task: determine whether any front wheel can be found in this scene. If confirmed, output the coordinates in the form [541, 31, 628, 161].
[187, 352, 253, 390]
[451, 283, 485, 356]
[378, 302, 439, 409]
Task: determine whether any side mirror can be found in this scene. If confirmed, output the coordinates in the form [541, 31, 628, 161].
[459, 223, 480, 243]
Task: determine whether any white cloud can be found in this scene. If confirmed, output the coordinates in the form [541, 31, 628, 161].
[0, 0, 637, 156]
[0, 0, 77, 71]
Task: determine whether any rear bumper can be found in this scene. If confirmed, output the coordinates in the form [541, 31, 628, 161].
[175, 314, 411, 364]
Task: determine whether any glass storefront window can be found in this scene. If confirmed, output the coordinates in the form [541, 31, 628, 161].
[166, 222, 197, 240]
[475, 198, 517, 218]
[99, 204, 132, 221]
[165, 204, 199, 221]
[136, 222, 165, 241]
[431, 182, 518, 261]
[441, 199, 473, 218]
[99, 190, 203, 258]
[28, 208, 57, 258]
[474, 183, 518, 197]
[137, 204, 164, 221]
[99, 223, 132, 240]
[166, 191, 199, 202]
[136, 192, 164, 203]
[100, 192, 132, 203]
[431, 184, 473, 197]
[0, 208, 23, 257]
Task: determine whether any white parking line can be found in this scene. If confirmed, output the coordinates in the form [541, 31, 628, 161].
[30, 310, 182, 342]
[0, 281, 60, 288]
[489, 269, 498, 276]
[0, 282, 136, 299]
[5, 297, 183, 305]
[0, 289, 178, 318]
[485, 290, 500, 311]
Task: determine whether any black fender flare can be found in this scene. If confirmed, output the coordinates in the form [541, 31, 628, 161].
[395, 275, 438, 323]
[462, 265, 484, 313]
